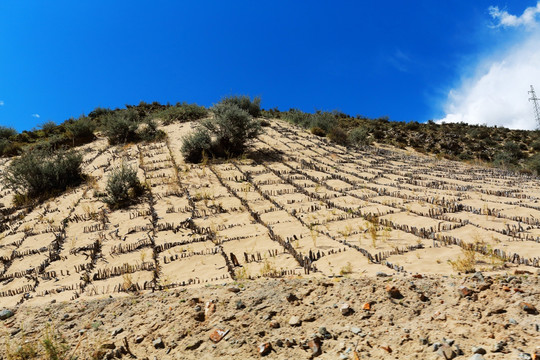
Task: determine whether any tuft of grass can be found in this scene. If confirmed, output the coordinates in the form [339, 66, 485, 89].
[448, 249, 476, 273]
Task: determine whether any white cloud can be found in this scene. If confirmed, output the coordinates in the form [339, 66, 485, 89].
[0, 100, 4, 106]
[489, 2, 540, 29]
[438, 5, 540, 130]
[32, 113, 40, 118]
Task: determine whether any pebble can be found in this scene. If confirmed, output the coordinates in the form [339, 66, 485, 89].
[112, 327, 123, 337]
[185, 339, 203, 351]
[289, 316, 301, 327]
[259, 342, 272, 356]
[376, 272, 389, 277]
[468, 355, 485, 360]
[340, 303, 351, 316]
[471, 346, 486, 354]
[351, 326, 362, 335]
[386, 285, 403, 299]
[209, 328, 229, 343]
[227, 286, 240, 293]
[520, 302, 538, 315]
[0, 309, 14, 320]
[153, 337, 165, 349]
[437, 344, 456, 359]
[517, 353, 532, 360]
[135, 335, 144, 344]
[307, 337, 322, 357]
[319, 327, 332, 339]
[235, 300, 245, 310]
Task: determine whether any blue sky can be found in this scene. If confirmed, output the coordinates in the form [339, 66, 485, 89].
[0, 1, 539, 131]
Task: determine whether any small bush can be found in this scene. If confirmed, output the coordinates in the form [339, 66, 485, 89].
[137, 119, 166, 142]
[158, 103, 208, 125]
[526, 153, 540, 174]
[2, 147, 83, 203]
[348, 126, 371, 146]
[103, 165, 146, 209]
[327, 127, 349, 146]
[205, 103, 262, 156]
[448, 249, 476, 273]
[65, 116, 96, 145]
[39, 120, 57, 134]
[181, 129, 212, 163]
[102, 109, 142, 145]
[218, 95, 261, 117]
[0, 126, 17, 139]
[311, 127, 326, 137]
[260, 119, 271, 127]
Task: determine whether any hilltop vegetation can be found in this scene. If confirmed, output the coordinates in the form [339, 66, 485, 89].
[1, 97, 539, 174]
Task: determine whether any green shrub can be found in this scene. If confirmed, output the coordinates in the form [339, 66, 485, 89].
[102, 109, 142, 145]
[348, 126, 371, 146]
[531, 138, 540, 152]
[158, 103, 208, 125]
[218, 95, 261, 117]
[526, 153, 540, 174]
[2, 147, 83, 203]
[137, 119, 166, 142]
[311, 127, 326, 137]
[39, 121, 57, 134]
[327, 127, 349, 146]
[65, 116, 96, 145]
[181, 129, 212, 163]
[205, 103, 262, 156]
[103, 165, 146, 209]
[0, 139, 21, 157]
[0, 126, 17, 139]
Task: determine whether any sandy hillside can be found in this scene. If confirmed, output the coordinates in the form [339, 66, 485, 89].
[0, 119, 539, 359]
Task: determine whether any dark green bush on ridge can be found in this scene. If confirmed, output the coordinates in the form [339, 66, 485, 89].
[181, 100, 262, 163]
[2, 147, 83, 203]
[64, 116, 96, 145]
[158, 102, 208, 125]
[219, 95, 261, 118]
[103, 165, 146, 209]
[102, 109, 141, 145]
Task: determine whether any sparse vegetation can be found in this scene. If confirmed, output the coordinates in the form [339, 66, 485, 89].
[448, 249, 477, 273]
[158, 102, 208, 125]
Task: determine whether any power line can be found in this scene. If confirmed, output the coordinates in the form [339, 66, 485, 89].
[529, 85, 540, 128]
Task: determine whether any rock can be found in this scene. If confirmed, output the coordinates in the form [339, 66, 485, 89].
[472, 272, 485, 282]
[376, 272, 389, 277]
[491, 341, 506, 353]
[418, 293, 429, 302]
[351, 326, 362, 335]
[101, 343, 116, 350]
[0, 309, 14, 320]
[520, 302, 538, 315]
[319, 327, 331, 339]
[443, 338, 455, 346]
[307, 337, 322, 357]
[153, 337, 165, 349]
[10, 328, 21, 336]
[289, 316, 301, 327]
[419, 337, 429, 345]
[432, 342, 442, 351]
[471, 346, 486, 354]
[509, 318, 518, 325]
[269, 320, 280, 329]
[340, 303, 352, 316]
[193, 311, 205, 322]
[228, 286, 241, 293]
[286, 293, 298, 303]
[236, 300, 245, 310]
[275, 339, 284, 347]
[386, 285, 403, 299]
[185, 339, 203, 350]
[135, 335, 144, 344]
[362, 302, 371, 310]
[285, 338, 296, 347]
[205, 301, 216, 318]
[259, 342, 272, 356]
[468, 355, 485, 360]
[209, 329, 229, 343]
[458, 286, 473, 298]
[112, 327, 123, 337]
[437, 344, 456, 359]
[518, 353, 532, 360]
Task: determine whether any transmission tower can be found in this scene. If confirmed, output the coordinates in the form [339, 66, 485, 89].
[529, 85, 540, 127]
